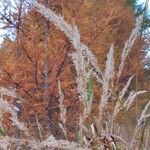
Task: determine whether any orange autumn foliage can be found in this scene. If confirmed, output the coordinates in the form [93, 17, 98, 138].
[0, 0, 146, 140]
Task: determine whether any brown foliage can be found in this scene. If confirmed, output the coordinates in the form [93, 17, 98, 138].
[0, 0, 146, 141]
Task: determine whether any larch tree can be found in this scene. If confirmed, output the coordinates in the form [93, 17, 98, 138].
[0, 0, 148, 142]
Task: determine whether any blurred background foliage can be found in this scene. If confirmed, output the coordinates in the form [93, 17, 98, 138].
[0, 0, 150, 142]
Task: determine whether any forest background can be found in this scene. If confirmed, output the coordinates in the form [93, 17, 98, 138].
[0, 0, 150, 149]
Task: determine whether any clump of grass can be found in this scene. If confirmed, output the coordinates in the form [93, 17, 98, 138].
[0, 1, 149, 149]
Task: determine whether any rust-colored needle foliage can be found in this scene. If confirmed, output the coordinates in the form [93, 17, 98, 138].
[0, 0, 147, 143]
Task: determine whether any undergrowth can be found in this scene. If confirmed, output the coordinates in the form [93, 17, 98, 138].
[0, 1, 149, 150]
